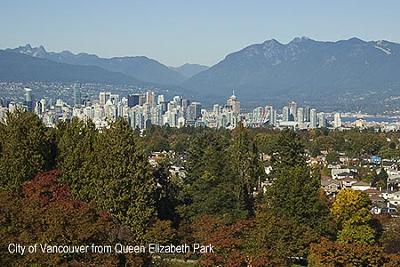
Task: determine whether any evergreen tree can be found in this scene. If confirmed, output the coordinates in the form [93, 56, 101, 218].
[92, 119, 156, 239]
[266, 130, 333, 235]
[56, 118, 97, 201]
[0, 110, 54, 191]
[228, 123, 264, 217]
[180, 129, 248, 222]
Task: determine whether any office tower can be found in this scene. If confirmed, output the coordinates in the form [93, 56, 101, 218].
[267, 106, 276, 126]
[297, 107, 304, 123]
[24, 88, 33, 112]
[334, 112, 342, 128]
[99, 92, 111, 105]
[173, 96, 182, 106]
[187, 102, 202, 121]
[310, 109, 317, 128]
[110, 94, 119, 104]
[304, 106, 311, 122]
[35, 101, 42, 115]
[157, 94, 165, 105]
[318, 112, 327, 128]
[137, 93, 145, 106]
[39, 99, 47, 114]
[282, 106, 289, 122]
[213, 104, 220, 116]
[181, 99, 190, 112]
[288, 101, 297, 121]
[227, 91, 240, 115]
[146, 91, 156, 107]
[253, 107, 264, 123]
[127, 94, 140, 107]
[73, 84, 81, 107]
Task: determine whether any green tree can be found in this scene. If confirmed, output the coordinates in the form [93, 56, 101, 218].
[228, 123, 264, 217]
[56, 118, 97, 201]
[0, 110, 55, 191]
[92, 119, 156, 239]
[266, 130, 333, 236]
[180, 129, 249, 222]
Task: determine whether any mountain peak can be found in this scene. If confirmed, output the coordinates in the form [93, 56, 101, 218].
[345, 37, 366, 44]
[262, 39, 283, 46]
[290, 36, 314, 44]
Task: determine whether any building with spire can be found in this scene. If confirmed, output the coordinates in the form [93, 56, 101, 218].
[227, 90, 240, 115]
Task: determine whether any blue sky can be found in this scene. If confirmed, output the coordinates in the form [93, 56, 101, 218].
[1, 0, 400, 66]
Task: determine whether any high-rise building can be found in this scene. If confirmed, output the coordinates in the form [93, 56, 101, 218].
[282, 106, 289, 122]
[318, 112, 327, 128]
[334, 112, 342, 128]
[187, 102, 202, 121]
[138, 93, 146, 106]
[73, 84, 81, 107]
[24, 88, 33, 112]
[288, 101, 297, 121]
[310, 109, 317, 128]
[267, 106, 276, 126]
[127, 94, 140, 107]
[304, 106, 311, 122]
[99, 92, 111, 105]
[157, 94, 165, 105]
[39, 99, 46, 114]
[227, 91, 240, 115]
[297, 107, 304, 123]
[146, 91, 156, 107]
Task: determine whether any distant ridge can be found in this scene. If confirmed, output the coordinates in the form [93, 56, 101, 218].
[0, 50, 145, 85]
[170, 63, 209, 78]
[5, 44, 186, 85]
[183, 37, 400, 108]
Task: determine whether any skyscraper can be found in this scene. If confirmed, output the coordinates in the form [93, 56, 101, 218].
[99, 92, 111, 105]
[297, 107, 304, 123]
[24, 88, 33, 112]
[288, 101, 297, 121]
[304, 106, 311, 122]
[318, 112, 327, 128]
[334, 113, 342, 128]
[227, 91, 240, 115]
[127, 94, 140, 107]
[282, 106, 289, 122]
[73, 84, 81, 107]
[310, 109, 317, 128]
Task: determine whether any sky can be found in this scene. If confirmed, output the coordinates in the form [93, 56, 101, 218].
[1, 0, 400, 66]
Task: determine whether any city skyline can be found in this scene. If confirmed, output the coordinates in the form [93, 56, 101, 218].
[2, 0, 400, 66]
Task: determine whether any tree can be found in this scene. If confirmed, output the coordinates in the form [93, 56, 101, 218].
[92, 119, 156, 240]
[0, 110, 55, 191]
[56, 118, 97, 201]
[180, 129, 250, 222]
[381, 218, 400, 254]
[266, 130, 333, 236]
[57, 119, 157, 241]
[0, 170, 148, 266]
[331, 189, 376, 244]
[266, 165, 333, 236]
[228, 123, 264, 217]
[248, 210, 319, 265]
[309, 239, 394, 267]
[270, 129, 306, 170]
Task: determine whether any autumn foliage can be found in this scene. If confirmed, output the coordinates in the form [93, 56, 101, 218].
[0, 170, 147, 266]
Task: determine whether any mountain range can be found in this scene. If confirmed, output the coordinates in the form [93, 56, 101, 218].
[183, 37, 400, 108]
[2, 37, 400, 111]
[5, 44, 186, 85]
[0, 50, 143, 85]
